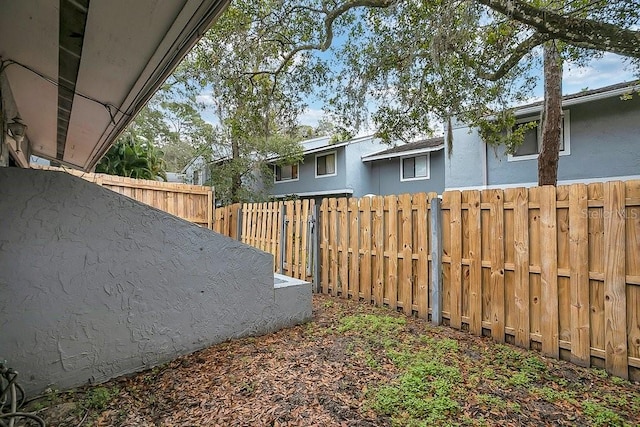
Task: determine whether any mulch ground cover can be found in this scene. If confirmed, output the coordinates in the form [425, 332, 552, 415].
[32, 294, 640, 426]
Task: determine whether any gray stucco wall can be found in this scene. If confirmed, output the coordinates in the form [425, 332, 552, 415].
[344, 137, 392, 196]
[0, 168, 299, 394]
[369, 150, 446, 195]
[445, 124, 486, 189]
[447, 95, 640, 188]
[271, 146, 347, 196]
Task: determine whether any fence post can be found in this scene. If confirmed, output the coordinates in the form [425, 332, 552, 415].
[236, 207, 243, 241]
[312, 204, 321, 293]
[279, 204, 287, 274]
[430, 196, 443, 326]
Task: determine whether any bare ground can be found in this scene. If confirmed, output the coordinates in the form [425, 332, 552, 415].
[29, 295, 640, 426]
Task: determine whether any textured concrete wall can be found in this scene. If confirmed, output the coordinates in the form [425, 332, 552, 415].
[0, 168, 300, 394]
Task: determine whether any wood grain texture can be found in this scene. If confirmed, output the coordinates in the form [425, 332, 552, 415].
[386, 195, 398, 309]
[415, 193, 429, 319]
[513, 187, 531, 349]
[490, 189, 505, 343]
[540, 186, 559, 358]
[603, 181, 628, 379]
[465, 190, 482, 335]
[360, 197, 372, 303]
[449, 191, 463, 329]
[338, 198, 349, 298]
[329, 198, 339, 297]
[569, 184, 590, 366]
[320, 199, 329, 294]
[400, 194, 414, 315]
[349, 198, 360, 300]
[373, 196, 385, 307]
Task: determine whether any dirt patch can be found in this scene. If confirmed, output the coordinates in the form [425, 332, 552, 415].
[26, 295, 640, 426]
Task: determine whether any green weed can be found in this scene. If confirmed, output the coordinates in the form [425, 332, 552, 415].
[338, 314, 406, 336]
[507, 372, 531, 387]
[369, 359, 461, 425]
[82, 386, 118, 411]
[533, 386, 576, 403]
[582, 401, 624, 427]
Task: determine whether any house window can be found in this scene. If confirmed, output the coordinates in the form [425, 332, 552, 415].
[401, 154, 430, 181]
[509, 110, 571, 161]
[315, 151, 337, 178]
[193, 170, 200, 185]
[274, 163, 299, 182]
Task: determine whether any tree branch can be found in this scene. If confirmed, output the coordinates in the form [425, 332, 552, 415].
[478, 0, 640, 58]
[476, 33, 550, 80]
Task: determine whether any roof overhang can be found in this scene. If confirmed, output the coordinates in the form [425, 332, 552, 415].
[514, 81, 640, 117]
[0, 0, 229, 171]
[362, 144, 444, 162]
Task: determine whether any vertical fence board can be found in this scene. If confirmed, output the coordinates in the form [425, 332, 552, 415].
[360, 197, 373, 303]
[386, 195, 398, 309]
[338, 198, 349, 297]
[431, 196, 443, 326]
[329, 198, 339, 296]
[449, 191, 462, 329]
[300, 199, 310, 281]
[321, 199, 330, 294]
[540, 186, 559, 358]
[466, 190, 482, 335]
[400, 194, 413, 315]
[513, 187, 531, 348]
[349, 198, 360, 300]
[626, 181, 640, 365]
[373, 196, 385, 306]
[415, 193, 429, 319]
[569, 184, 590, 366]
[292, 201, 302, 278]
[603, 181, 628, 379]
[490, 189, 505, 343]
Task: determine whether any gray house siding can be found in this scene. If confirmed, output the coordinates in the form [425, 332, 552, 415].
[270, 136, 441, 199]
[344, 137, 398, 196]
[447, 94, 640, 189]
[0, 168, 305, 394]
[369, 150, 446, 195]
[271, 146, 348, 197]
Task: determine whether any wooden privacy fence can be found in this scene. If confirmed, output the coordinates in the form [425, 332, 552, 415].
[318, 182, 640, 381]
[214, 200, 317, 282]
[34, 166, 215, 228]
[319, 193, 439, 319]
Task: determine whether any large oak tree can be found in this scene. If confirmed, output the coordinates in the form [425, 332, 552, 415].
[246, 0, 640, 185]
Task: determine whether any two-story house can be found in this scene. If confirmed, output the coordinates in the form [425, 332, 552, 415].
[270, 134, 445, 201]
[446, 80, 640, 190]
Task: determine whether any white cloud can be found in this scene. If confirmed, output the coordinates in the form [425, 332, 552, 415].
[297, 107, 325, 127]
[196, 93, 216, 105]
[563, 53, 637, 93]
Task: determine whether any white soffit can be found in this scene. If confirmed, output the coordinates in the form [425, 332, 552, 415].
[0, 0, 229, 170]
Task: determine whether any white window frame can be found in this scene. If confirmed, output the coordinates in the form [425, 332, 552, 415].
[508, 110, 571, 162]
[273, 163, 300, 183]
[400, 153, 430, 182]
[315, 150, 337, 178]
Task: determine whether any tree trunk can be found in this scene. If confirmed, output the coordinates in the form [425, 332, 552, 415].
[538, 40, 563, 186]
[230, 138, 242, 203]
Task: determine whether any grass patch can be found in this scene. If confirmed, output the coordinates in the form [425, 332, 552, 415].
[582, 400, 625, 427]
[338, 314, 405, 336]
[368, 333, 463, 426]
[81, 386, 118, 411]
